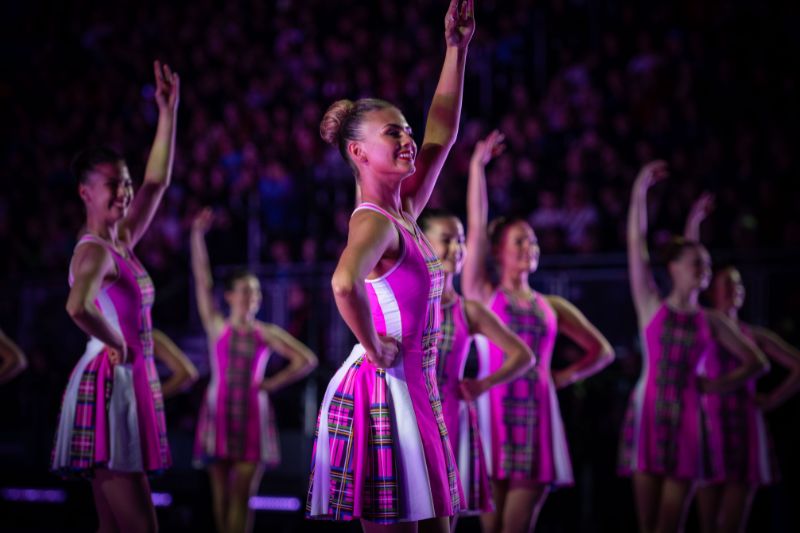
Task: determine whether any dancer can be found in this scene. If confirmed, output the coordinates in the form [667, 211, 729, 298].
[151, 329, 198, 398]
[306, 1, 474, 530]
[684, 195, 800, 533]
[419, 209, 534, 530]
[0, 329, 27, 384]
[462, 130, 615, 533]
[53, 60, 179, 533]
[191, 208, 318, 533]
[619, 161, 768, 533]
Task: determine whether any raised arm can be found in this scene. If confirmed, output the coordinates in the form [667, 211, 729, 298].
[332, 211, 401, 368]
[258, 323, 318, 393]
[191, 208, 224, 335]
[459, 299, 534, 400]
[703, 310, 770, 395]
[462, 130, 504, 303]
[121, 60, 179, 247]
[401, 0, 474, 218]
[547, 296, 615, 388]
[751, 326, 800, 411]
[0, 329, 27, 384]
[65, 243, 127, 364]
[684, 192, 714, 241]
[152, 329, 198, 399]
[627, 161, 668, 324]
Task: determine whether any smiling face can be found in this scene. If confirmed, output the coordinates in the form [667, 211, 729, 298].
[79, 161, 133, 224]
[348, 106, 417, 182]
[423, 216, 466, 275]
[710, 266, 746, 311]
[496, 220, 540, 275]
[668, 244, 712, 293]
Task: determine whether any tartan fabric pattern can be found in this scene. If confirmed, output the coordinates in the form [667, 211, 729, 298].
[464, 401, 490, 510]
[416, 229, 462, 513]
[500, 291, 548, 476]
[225, 330, 255, 458]
[717, 346, 750, 479]
[652, 309, 696, 473]
[64, 359, 113, 470]
[435, 302, 457, 388]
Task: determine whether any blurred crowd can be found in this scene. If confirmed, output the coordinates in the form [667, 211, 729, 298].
[2, 0, 798, 290]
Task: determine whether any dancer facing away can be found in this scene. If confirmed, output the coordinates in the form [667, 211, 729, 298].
[462, 130, 615, 533]
[306, 1, 474, 531]
[419, 209, 534, 531]
[683, 195, 800, 533]
[0, 329, 27, 384]
[619, 161, 768, 533]
[191, 208, 318, 533]
[53, 60, 179, 533]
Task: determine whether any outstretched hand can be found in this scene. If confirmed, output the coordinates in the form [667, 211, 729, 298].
[154, 60, 180, 114]
[687, 192, 715, 227]
[634, 160, 668, 191]
[445, 0, 475, 49]
[470, 129, 505, 168]
[192, 207, 214, 235]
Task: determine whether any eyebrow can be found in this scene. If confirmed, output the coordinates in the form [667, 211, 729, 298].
[384, 123, 412, 131]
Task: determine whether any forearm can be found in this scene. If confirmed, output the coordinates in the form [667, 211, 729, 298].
[764, 368, 800, 408]
[463, 162, 490, 298]
[69, 304, 125, 350]
[558, 345, 614, 385]
[482, 348, 531, 389]
[143, 110, 177, 187]
[0, 355, 26, 384]
[334, 281, 381, 356]
[425, 46, 467, 146]
[263, 357, 315, 392]
[712, 361, 766, 395]
[160, 373, 190, 399]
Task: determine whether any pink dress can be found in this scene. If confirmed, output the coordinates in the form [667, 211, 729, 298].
[475, 289, 573, 487]
[194, 324, 280, 466]
[618, 304, 723, 481]
[52, 234, 171, 475]
[436, 296, 492, 514]
[307, 203, 463, 523]
[704, 323, 778, 485]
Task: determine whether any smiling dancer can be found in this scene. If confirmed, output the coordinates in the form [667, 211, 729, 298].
[682, 194, 800, 533]
[306, 1, 474, 531]
[619, 161, 769, 533]
[191, 208, 318, 533]
[52, 61, 179, 533]
[462, 130, 615, 533]
[419, 208, 533, 532]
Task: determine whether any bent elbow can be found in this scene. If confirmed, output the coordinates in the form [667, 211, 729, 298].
[66, 300, 88, 321]
[331, 272, 356, 299]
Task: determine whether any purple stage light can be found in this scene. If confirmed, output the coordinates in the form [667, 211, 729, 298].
[151, 492, 173, 507]
[249, 495, 302, 512]
[1, 487, 67, 503]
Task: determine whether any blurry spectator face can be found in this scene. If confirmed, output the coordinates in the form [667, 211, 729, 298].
[668, 245, 712, 293]
[224, 275, 262, 319]
[351, 107, 417, 181]
[423, 216, 465, 275]
[79, 161, 133, 223]
[497, 221, 540, 275]
[710, 266, 746, 311]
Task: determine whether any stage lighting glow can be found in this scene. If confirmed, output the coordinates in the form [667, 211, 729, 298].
[1, 488, 67, 503]
[249, 495, 302, 512]
[151, 492, 173, 507]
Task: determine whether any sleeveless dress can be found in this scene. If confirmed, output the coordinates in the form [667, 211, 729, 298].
[703, 323, 778, 485]
[194, 324, 280, 466]
[307, 202, 462, 523]
[618, 304, 723, 481]
[436, 296, 492, 513]
[475, 289, 573, 487]
[52, 234, 171, 475]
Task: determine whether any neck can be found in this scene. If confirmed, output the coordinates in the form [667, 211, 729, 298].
[359, 175, 403, 215]
[718, 304, 738, 322]
[441, 272, 457, 304]
[500, 268, 531, 293]
[666, 288, 699, 311]
[230, 313, 255, 328]
[85, 216, 118, 243]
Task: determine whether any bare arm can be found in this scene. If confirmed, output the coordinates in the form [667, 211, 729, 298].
[548, 296, 615, 388]
[332, 210, 401, 368]
[0, 330, 27, 384]
[459, 299, 534, 400]
[751, 326, 800, 411]
[684, 192, 714, 241]
[65, 243, 127, 363]
[152, 329, 198, 399]
[259, 323, 319, 393]
[627, 161, 668, 325]
[703, 310, 770, 394]
[462, 131, 504, 303]
[190, 208, 224, 335]
[401, 0, 473, 218]
[121, 61, 179, 247]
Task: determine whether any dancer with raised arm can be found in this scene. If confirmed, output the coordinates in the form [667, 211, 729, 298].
[306, 1, 474, 531]
[52, 61, 179, 533]
[191, 208, 318, 533]
[619, 161, 769, 533]
[462, 130, 615, 533]
[683, 195, 800, 533]
[419, 209, 533, 531]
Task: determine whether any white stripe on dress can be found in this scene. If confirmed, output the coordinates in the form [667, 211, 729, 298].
[546, 375, 574, 485]
[474, 334, 494, 475]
